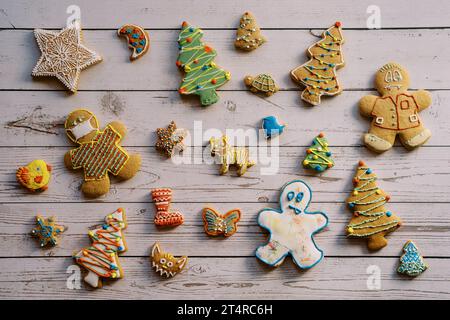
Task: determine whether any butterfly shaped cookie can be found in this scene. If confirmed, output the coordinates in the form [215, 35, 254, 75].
[202, 207, 241, 237]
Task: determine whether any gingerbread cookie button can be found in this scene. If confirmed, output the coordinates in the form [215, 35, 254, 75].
[118, 24, 150, 61]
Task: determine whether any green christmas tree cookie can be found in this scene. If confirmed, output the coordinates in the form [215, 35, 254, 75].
[176, 21, 231, 106]
[303, 133, 334, 172]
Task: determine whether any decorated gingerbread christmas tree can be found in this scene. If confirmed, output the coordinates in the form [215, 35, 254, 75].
[73, 208, 127, 288]
[397, 240, 428, 277]
[346, 161, 401, 251]
[291, 22, 344, 106]
[176, 21, 231, 106]
[234, 12, 266, 51]
[303, 133, 334, 172]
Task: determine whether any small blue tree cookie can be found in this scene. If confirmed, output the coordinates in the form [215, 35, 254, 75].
[397, 240, 428, 277]
[256, 180, 328, 269]
[303, 133, 334, 172]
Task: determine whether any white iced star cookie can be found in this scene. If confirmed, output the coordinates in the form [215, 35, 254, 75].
[32, 25, 102, 92]
[256, 180, 328, 269]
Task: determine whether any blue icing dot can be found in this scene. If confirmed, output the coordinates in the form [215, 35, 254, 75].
[136, 48, 142, 53]
[189, 27, 194, 32]
[349, 203, 355, 208]
[140, 39, 146, 45]
[366, 168, 372, 174]
[314, 165, 323, 172]
[131, 42, 138, 47]
[132, 33, 139, 39]
[126, 29, 132, 34]
[386, 211, 392, 217]
[326, 152, 332, 156]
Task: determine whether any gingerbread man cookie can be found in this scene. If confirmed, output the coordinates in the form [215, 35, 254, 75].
[360, 62, 432, 153]
[64, 109, 141, 198]
[256, 180, 328, 269]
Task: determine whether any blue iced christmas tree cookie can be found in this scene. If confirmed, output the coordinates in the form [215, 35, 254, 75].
[397, 240, 428, 277]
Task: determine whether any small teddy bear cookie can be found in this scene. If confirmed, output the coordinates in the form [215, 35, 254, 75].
[359, 62, 432, 153]
[303, 133, 334, 172]
[31, 215, 65, 247]
[151, 242, 187, 278]
[151, 188, 184, 226]
[155, 121, 188, 158]
[73, 208, 127, 288]
[176, 21, 231, 106]
[291, 22, 344, 106]
[32, 24, 102, 93]
[118, 24, 150, 61]
[346, 161, 402, 251]
[256, 180, 328, 269]
[64, 109, 141, 198]
[235, 12, 266, 51]
[209, 135, 255, 176]
[397, 240, 428, 277]
[244, 74, 279, 96]
[17, 159, 52, 192]
[202, 207, 241, 237]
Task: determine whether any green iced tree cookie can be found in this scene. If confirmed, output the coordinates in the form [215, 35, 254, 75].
[176, 21, 231, 106]
[303, 133, 334, 172]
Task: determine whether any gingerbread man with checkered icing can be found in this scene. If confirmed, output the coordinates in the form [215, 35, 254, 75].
[256, 180, 328, 269]
[360, 62, 432, 153]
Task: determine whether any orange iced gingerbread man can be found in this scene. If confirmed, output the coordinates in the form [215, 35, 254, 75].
[360, 62, 432, 153]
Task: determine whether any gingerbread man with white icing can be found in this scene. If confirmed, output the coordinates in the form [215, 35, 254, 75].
[256, 180, 328, 269]
[360, 62, 432, 153]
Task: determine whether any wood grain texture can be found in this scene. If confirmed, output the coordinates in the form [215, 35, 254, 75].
[1, 0, 449, 300]
[0, 257, 448, 300]
[0, 90, 445, 147]
[1, 203, 448, 258]
[0, 29, 449, 91]
[1, 0, 450, 29]
[2, 147, 450, 203]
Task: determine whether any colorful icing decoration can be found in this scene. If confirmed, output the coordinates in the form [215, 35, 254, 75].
[261, 116, 286, 139]
[244, 74, 279, 96]
[256, 180, 328, 269]
[346, 161, 402, 251]
[32, 24, 102, 93]
[16, 159, 52, 192]
[64, 109, 141, 198]
[73, 208, 127, 288]
[155, 121, 188, 158]
[202, 207, 241, 237]
[117, 24, 149, 61]
[397, 240, 428, 277]
[235, 12, 266, 51]
[209, 135, 255, 176]
[151, 188, 184, 227]
[31, 215, 65, 247]
[176, 21, 231, 106]
[151, 242, 187, 278]
[291, 22, 344, 106]
[303, 133, 334, 172]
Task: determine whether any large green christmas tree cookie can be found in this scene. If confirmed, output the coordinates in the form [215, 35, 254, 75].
[176, 21, 231, 106]
[303, 133, 334, 172]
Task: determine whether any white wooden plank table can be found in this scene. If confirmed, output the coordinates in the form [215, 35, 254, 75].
[0, 0, 449, 299]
